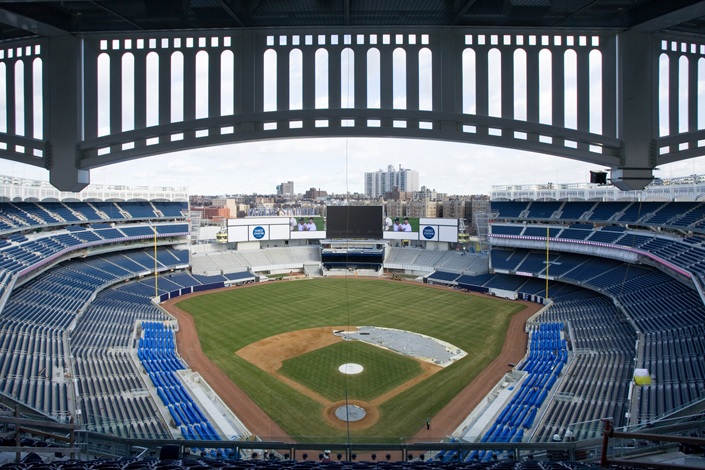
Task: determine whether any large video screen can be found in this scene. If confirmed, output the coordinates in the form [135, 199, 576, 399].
[327, 206, 383, 239]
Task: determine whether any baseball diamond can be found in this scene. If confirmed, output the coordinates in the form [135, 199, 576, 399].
[165, 278, 537, 443]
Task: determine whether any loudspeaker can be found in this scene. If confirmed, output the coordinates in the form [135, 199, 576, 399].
[590, 171, 607, 184]
[159, 444, 181, 460]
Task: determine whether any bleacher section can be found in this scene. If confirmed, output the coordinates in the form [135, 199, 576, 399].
[193, 247, 488, 278]
[384, 248, 487, 274]
[191, 246, 320, 275]
[468, 323, 567, 462]
[139, 322, 221, 443]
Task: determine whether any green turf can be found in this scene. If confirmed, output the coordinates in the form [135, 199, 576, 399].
[279, 341, 422, 401]
[175, 278, 525, 443]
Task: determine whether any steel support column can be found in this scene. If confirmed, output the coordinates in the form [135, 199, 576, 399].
[612, 31, 657, 191]
[46, 36, 89, 192]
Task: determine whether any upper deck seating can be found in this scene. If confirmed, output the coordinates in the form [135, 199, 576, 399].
[492, 201, 529, 218]
[121, 202, 158, 219]
[525, 201, 562, 219]
[557, 201, 596, 220]
[615, 202, 666, 224]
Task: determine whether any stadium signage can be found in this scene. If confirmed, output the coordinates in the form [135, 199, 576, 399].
[422, 226, 436, 239]
[252, 226, 266, 239]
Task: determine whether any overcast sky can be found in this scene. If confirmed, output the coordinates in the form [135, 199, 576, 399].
[2, 139, 705, 196]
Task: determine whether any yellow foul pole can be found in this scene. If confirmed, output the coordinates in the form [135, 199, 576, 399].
[153, 226, 158, 298]
[545, 225, 549, 299]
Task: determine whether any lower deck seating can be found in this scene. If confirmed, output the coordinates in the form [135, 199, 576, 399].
[486, 245, 705, 424]
[532, 294, 635, 442]
[139, 322, 224, 443]
[0, 247, 188, 429]
[469, 324, 567, 461]
[0, 456, 665, 470]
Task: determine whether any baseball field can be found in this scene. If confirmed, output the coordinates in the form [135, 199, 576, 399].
[172, 277, 527, 443]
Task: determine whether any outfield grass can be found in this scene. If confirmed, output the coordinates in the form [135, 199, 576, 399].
[279, 341, 422, 402]
[175, 278, 525, 442]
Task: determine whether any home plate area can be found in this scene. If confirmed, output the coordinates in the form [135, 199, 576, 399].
[338, 363, 364, 374]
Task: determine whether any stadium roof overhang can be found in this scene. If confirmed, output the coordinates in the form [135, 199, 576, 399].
[0, 0, 704, 40]
[1, 1, 705, 193]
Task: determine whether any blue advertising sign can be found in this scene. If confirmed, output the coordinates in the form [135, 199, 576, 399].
[252, 226, 266, 239]
[422, 226, 436, 239]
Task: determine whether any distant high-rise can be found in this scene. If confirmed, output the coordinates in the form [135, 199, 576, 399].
[364, 164, 419, 198]
[276, 181, 295, 196]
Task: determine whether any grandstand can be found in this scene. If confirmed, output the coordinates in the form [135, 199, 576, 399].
[0, 184, 273, 449]
[2, 181, 705, 469]
[0, 198, 195, 435]
[429, 200, 705, 447]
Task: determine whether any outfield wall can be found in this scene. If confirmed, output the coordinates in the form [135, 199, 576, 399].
[157, 275, 257, 303]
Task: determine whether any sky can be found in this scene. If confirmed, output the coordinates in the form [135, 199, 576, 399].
[2, 139, 705, 197]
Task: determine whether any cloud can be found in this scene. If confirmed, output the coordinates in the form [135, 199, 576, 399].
[2, 138, 705, 196]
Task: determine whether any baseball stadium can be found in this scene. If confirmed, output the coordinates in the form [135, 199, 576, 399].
[2, 2, 705, 470]
[2, 174, 705, 469]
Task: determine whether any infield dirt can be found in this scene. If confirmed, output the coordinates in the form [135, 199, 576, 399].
[237, 326, 442, 429]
